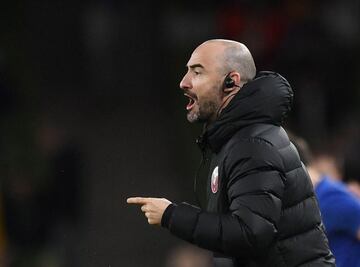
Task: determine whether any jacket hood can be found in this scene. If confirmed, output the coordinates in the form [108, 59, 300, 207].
[199, 71, 293, 153]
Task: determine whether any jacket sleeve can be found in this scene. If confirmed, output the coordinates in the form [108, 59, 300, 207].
[162, 140, 286, 258]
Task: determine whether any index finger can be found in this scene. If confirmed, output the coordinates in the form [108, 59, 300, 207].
[127, 197, 149, 205]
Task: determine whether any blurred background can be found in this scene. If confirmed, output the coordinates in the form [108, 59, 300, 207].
[0, 0, 359, 266]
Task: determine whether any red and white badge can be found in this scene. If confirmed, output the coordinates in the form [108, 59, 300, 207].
[211, 166, 219, 193]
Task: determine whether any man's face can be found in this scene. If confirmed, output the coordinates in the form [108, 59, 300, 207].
[179, 43, 225, 123]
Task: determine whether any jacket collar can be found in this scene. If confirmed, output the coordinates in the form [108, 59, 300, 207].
[197, 71, 293, 153]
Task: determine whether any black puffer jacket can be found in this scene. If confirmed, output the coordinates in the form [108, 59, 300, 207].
[162, 72, 335, 267]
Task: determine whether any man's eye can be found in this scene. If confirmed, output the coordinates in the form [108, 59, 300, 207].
[194, 71, 200, 75]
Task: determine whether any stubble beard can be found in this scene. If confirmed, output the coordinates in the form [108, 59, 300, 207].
[187, 96, 222, 123]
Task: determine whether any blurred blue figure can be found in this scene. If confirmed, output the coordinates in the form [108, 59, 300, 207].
[290, 134, 360, 267]
[315, 176, 360, 267]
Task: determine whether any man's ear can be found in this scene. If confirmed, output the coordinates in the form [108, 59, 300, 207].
[223, 72, 241, 94]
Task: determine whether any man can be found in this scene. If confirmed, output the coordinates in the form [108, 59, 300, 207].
[127, 39, 335, 266]
[290, 134, 360, 267]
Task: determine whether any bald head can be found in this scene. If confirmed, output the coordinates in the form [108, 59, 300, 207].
[180, 39, 256, 123]
[197, 39, 256, 86]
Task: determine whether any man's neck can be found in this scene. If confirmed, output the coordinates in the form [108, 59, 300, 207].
[216, 89, 241, 119]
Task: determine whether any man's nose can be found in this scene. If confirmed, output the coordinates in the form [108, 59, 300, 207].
[179, 74, 191, 90]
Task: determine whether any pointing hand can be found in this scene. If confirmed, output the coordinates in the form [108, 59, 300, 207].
[127, 197, 172, 225]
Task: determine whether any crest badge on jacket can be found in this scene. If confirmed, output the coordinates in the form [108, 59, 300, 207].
[211, 166, 219, 193]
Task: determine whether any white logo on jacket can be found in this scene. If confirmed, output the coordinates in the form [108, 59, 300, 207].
[211, 166, 219, 193]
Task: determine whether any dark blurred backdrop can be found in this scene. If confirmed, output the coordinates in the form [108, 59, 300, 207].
[0, 1, 359, 266]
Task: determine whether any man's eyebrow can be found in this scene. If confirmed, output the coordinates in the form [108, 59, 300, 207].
[187, 64, 204, 69]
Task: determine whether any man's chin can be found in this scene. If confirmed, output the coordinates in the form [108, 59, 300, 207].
[187, 111, 200, 123]
[187, 112, 208, 123]
[186, 115, 198, 123]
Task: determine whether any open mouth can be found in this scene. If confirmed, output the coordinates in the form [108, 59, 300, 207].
[184, 93, 196, 110]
